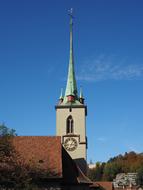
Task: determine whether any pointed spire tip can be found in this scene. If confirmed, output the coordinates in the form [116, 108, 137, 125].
[59, 88, 64, 99]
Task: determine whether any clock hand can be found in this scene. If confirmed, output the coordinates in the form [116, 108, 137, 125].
[70, 141, 74, 147]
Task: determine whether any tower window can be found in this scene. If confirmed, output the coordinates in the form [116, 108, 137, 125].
[66, 115, 74, 134]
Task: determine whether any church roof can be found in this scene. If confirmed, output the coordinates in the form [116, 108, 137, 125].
[12, 136, 91, 184]
[12, 136, 62, 178]
[90, 182, 113, 190]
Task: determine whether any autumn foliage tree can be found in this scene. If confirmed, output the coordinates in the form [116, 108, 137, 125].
[88, 152, 143, 184]
[88, 162, 105, 181]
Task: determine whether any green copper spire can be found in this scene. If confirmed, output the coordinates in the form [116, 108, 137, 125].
[65, 8, 78, 98]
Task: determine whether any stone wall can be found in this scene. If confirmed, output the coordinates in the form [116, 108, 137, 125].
[113, 173, 137, 188]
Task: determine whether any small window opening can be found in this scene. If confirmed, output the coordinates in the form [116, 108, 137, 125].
[66, 115, 74, 134]
[39, 160, 44, 163]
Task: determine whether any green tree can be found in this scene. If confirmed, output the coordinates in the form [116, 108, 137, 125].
[0, 124, 33, 189]
[137, 165, 143, 186]
[0, 124, 17, 137]
[0, 124, 56, 189]
[88, 162, 105, 181]
[103, 162, 123, 181]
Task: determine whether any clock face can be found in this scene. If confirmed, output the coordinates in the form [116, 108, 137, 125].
[64, 137, 78, 151]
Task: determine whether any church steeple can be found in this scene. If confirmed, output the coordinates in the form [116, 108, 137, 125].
[65, 8, 78, 100]
[56, 10, 87, 174]
[58, 9, 85, 105]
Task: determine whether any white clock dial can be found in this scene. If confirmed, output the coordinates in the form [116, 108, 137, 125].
[64, 137, 78, 151]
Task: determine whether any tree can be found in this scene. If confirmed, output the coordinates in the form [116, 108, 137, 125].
[0, 124, 56, 189]
[88, 162, 105, 181]
[0, 124, 17, 137]
[103, 162, 123, 181]
[0, 124, 33, 189]
[137, 165, 143, 186]
[88, 152, 143, 182]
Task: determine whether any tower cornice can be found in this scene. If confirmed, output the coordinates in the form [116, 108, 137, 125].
[55, 104, 87, 116]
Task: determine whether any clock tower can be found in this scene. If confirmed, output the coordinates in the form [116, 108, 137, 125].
[55, 10, 87, 174]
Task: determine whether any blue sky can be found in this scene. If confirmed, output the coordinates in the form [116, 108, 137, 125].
[0, 0, 143, 163]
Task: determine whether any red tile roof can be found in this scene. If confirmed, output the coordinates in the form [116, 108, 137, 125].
[92, 182, 113, 190]
[12, 136, 91, 185]
[12, 136, 62, 178]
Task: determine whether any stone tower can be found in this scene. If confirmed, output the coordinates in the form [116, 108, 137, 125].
[55, 10, 87, 174]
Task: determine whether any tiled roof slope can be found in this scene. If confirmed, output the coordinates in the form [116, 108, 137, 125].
[12, 136, 91, 185]
[77, 165, 92, 184]
[92, 182, 113, 190]
[12, 136, 62, 178]
[62, 147, 92, 184]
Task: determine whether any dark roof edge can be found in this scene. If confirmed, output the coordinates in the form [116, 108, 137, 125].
[76, 165, 93, 184]
[55, 105, 87, 109]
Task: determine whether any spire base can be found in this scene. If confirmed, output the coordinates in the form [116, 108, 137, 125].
[67, 95, 75, 102]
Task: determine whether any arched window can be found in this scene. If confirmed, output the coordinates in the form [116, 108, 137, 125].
[66, 115, 74, 134]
